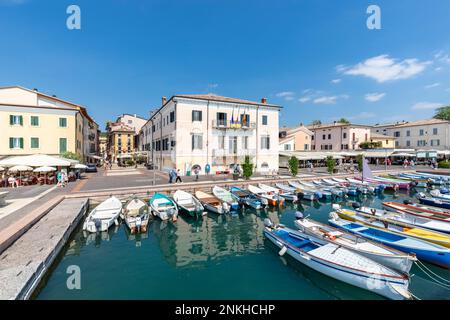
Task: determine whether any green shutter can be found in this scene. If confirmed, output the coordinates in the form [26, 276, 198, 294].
[19, 138, 24, 149]
[19, 116, 23, 126]
[31, 138, 39, 148]
[31, 116, 39, 126]
[59, 138, 67, 152]
[9, 115, 13, 125]
[9, 137, 13, 149]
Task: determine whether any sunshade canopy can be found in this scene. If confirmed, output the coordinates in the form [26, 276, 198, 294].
[0, 154, 72, 167]
[33, 166, 57, 173]
[72, 163, 88, 169]
[9, 165, 33, 172]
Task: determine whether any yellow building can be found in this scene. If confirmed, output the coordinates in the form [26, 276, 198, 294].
[99, 132, 108, 158]
[370, 133, 396, 149]
[0, 86, 98, 160]
[107, 122, 136, 163]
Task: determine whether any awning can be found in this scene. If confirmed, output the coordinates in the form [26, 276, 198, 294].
[391, 153, 416, 157]
[117, 154, 132, 159]
[363, 151, 394, 158]
[0, 154, 72, 167]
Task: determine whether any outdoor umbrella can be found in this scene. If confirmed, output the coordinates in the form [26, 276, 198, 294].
[0, 166, 5, 171]
[33, 166, 57, 173]
[0, 154, 71, 167]
[9, 165, 33, 172]
[72, 163, 88, 169]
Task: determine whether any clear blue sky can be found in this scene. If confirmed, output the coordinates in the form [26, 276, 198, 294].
[1, 0, 450, 130]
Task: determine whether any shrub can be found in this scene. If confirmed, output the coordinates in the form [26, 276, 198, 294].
[326, 156, 335, 174]
[356, 155, 363, 172]
[288, 156, 299, 177]
[438, 160, 450, 169]
[126, 159, 135, 167]
[242, 156, 254, 180]
[60, 151, 82, 162]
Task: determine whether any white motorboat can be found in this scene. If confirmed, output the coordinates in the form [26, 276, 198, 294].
[83, 196, 122, 233]
[121, 196, 150, 234]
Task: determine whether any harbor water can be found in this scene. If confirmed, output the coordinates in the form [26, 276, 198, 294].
[35, 190, 450, 300]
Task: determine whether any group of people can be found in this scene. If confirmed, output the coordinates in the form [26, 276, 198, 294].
[168, 167, 201, 184]
[402, 158, 415, 169]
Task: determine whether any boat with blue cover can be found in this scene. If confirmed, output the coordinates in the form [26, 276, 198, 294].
[417, 192, 450, 210]
[212, 186, 240, 211]
[263, 219, 412, 300]
[149, 192, 178, 222]
[329, 211, 450, 269]
[230, 186, 265, 209]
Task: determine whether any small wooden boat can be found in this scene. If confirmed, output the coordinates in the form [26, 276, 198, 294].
[121, 197, 150, 234]
[417, 192, 450, 210]
[212, 186, 240, 211]
[230, 186, 264, 209]
[248, 184, 284, 206]
[329, 212, 450, 269]
[383, 201, 450, 222]
[259, 183, 297, 202]
[335, 206, 450, 249]
[83, 196, 122, 233]
[173, 190, 204, 218]
[149, 192, 178, 221]
[263, 219, 411, 300]
[195, 190, 227, 214]
[288, 181, 320, 200]
[294, 216, 416, 274]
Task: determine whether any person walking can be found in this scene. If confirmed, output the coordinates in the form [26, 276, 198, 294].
[168, 168, 175, 184]
[175, 169, 183, 183]
[56, 171, 62, 187]
[194, 167, 200, 181]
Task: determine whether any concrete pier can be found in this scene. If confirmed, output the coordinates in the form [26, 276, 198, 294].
[0, 198, 88, 300]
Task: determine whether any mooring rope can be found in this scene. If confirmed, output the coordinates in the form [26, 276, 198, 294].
[414, 261, 450, 290]
[415, 260, 450, 284]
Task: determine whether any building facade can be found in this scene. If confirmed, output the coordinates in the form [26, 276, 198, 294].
[372, 119, 450, 150]
[99, 132, 107, 158]
[279, 126, 313, 151]
[106, 122, 136, 162]
[308, 122, 372, 151]
[139, 94, 281, 174]
[369, 133, 395, 149]
[0, 86, 98, 161]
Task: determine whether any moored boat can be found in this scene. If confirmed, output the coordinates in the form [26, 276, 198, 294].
[83, 196, 122, 233]
[195, 190, 228, 214]
[149, 192, 179, 221]
[230, 186, 265, 209]
[121, 196, 150, 234]
[383, 201, 450, 222]
[289, 181, 322, 200]
[173, 190, 205, 218]
[212, 186, 240, 211]
[259, 183, 297, 202]
[263, 219, 412, 300]
[248, 184, 284, 206]
[417, 192, 450, 210]
[329, 212, 450, 269]
[294, 214, 416, 274]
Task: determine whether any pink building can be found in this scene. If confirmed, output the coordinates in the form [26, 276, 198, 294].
[308, 122, 372, 151]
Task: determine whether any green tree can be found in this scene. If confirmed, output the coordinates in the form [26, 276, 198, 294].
[338, 118, 350, 124]
[311, 120, 322, 126]
[356, 154, 363, 172]
[288, 156, 299, 177]
[359, 141, 382, 149]
[433, 106, 450, 121]
[60, 151, 82, 162]
[242, 156, 254, 180]
[326, 156, 335, 174]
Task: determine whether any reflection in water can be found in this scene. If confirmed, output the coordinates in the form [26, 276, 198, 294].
[152, 208, 281, 268]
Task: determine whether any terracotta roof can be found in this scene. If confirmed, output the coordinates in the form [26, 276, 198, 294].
[174, 94, 281, 107]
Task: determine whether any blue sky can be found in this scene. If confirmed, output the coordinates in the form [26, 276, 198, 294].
[1, 0, 450, 129]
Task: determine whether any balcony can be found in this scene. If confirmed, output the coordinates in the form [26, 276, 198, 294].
[212, 120, 256, 130]
[212, 148, 256, 157]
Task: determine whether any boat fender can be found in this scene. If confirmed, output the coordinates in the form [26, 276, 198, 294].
[295, 211, 304, 220]
[331, 203, 341, 210]
[352, 202, 361, 209]
[263, 218, 273, 228]
[278, 245, 287, 256]
[329, 211, 339, 221]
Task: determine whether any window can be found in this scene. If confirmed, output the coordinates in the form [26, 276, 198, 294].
[419, 129, 424, 136]
[262, 115, 268, 125]
[9, 115, 23, 126]
[163, 118, 165, 126]
[59, 138, 67, 152]
[192, 110, 202, 122]
[218, 136, 225, 149]
[433, 128, 438, 135]
[394, 131, 400, 137]
[322, 134, 326, 140]
[170, 111, 175, 123]
[352, 132, 356, 141]
[431, 139, 440, 146]
[31, 116, 39, 126]
[59, 118, 67, 127]
[162, 138, 169, 151]
[284, 144, 291, 151]
[9, 137, 23, 149]
[406, 140, 411, 147]
[152, 125, 155, 132]
[229, 136, 238, 154]
[216, 112, 227, 126]
[304, 144, 309, 151]
[328, 134, 331, 140]
[343, 132, 347, 139]
[30, 137, 39, 149]
[406, 130, 410, 137]
[192, 134, 203, 150]
[395, 141, 399, 147]
[261, 136, 270, 150]
[417, 140, 426, 147]
[240, 114, 250, 127]
[242, 136, 249, 149]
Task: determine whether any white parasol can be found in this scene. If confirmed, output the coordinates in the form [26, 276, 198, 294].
[9, 165, 33, 172]
[72, 163, 88, 169]
[33, 166, 57, 173]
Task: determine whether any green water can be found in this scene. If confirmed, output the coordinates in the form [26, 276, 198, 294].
[36, 191, 450, 300]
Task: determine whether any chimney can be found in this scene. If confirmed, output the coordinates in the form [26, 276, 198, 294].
[300, 122, 303, 127]
[134, 113, 137, 118]
[33, 88, 38, 92]
[261, 97, 267, 104]
[162, 96, 167, 106]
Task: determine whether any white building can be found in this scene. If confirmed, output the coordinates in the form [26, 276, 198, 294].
[116, 113, 147, 134]
[372, 119, 450, 150]
[139, 94, 281, 175]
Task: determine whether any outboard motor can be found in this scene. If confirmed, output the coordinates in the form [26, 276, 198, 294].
[352, 202, 361, 209]
[331, 203, 341, 210]
[329, 211, 339, 221]
[263, 218, 273, 228]
[94, 218, 102, 231]
[440, 187, 449, 194]
[403, 199, 412, 205]
[295, 211, 304, 220]
[222, 202, 230, 214]
[315, 191, 323, 199]
[261, 198, 269, 207]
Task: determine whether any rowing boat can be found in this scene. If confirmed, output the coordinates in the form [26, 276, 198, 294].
[288, 181, 319, 201]
[383, 201, 450, 222]
[83, 196, 122, 233]
[417, 192, 450, 210]
[212, 186, 240, 211]
[149, 192, 178, 221]
[195, 190, 227, 214]
[230, 186, 265, 209]
[121, 196, 150, 234]
[173, 190, 204, 218]
[248, 184, 284, 206]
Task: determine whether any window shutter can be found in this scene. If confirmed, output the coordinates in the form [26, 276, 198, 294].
[19, 116, 23, 126]
[192, 110, 195, 122]
[199, 135, 203, 149]
[20, 138, 24, 149]
[9, 138, 13, 148]
[192, 135, 195, 150]
[199, 111, 202, 121]
[10, 115, 13, 125]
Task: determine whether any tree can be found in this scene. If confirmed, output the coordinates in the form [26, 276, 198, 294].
[288, 156, 299, 177]
[242, 156, 254, 180]
[356, 154, 363, 172]
[60, 151, 82, 162]
[311, 120, 322, 126]
[433, 106, 450, 121]
[359, 141, 382, 149]
[326, 156, 335, 174]
[338, 118, 350, 124]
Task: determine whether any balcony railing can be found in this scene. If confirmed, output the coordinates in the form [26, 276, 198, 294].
[212, 120, 256, 130]
[212, 148, 256, 157]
